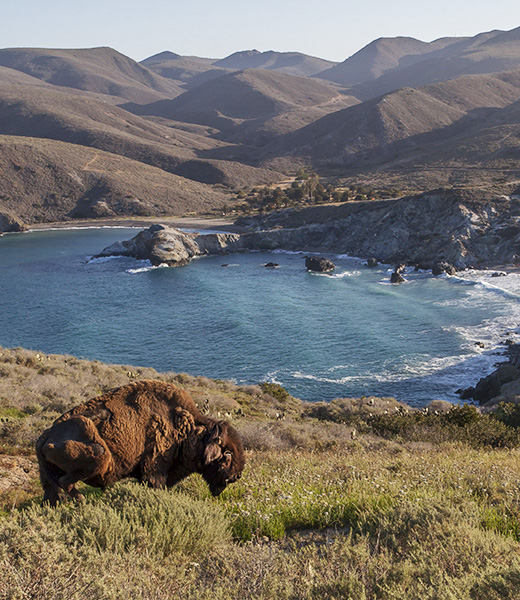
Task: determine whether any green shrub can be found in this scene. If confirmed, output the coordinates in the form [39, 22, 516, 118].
[492, 402, 520, 429]
[259, 382, 292, 404]
[368, 406, 520, 448]
[3, 482, 230, 558]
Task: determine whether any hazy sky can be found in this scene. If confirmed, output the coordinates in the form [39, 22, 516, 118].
[1, 0, 519, 62]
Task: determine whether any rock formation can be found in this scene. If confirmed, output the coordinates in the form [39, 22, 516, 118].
[0, 211, 26, 233]
[97, 189, 520, 272]
[305, 256, 335, 272]
[95, 224, 244, 267]
[236, 190, 520, 270]
[432, 262, 457, 276]
[460, 342, 520, 408]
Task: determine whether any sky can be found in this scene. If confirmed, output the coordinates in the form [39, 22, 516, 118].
[1, 0, 519, 63]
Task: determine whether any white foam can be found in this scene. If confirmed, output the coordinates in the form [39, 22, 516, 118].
[310, 270, 361, 279]
[126, 260, 169, 274]
[87, 255, 126, 264]
[271, 249, 308, 255]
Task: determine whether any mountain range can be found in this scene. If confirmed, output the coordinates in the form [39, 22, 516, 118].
[0, 26, 520, 230]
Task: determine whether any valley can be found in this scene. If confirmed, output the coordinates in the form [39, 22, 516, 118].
[0, 26, 519, 233]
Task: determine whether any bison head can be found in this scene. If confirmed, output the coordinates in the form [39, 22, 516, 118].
[201, 421, 245, 496]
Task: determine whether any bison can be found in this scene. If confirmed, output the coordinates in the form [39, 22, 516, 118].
[36, 380, 245, 506]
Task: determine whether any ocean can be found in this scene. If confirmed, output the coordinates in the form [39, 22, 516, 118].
[1, 227, 518, 406]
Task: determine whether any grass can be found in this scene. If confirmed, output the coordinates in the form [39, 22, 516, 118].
[1, 345, 520, 598]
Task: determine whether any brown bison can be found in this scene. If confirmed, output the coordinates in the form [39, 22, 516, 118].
[36, 380, 245, 506]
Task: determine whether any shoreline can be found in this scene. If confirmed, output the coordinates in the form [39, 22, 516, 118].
[13, 218, 520, 275]
[24, 216, 249, 234]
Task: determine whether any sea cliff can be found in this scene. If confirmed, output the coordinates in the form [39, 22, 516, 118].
[97, 190, 520, 271]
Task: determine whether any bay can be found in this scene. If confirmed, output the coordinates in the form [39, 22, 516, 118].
[1, 227, 519, 406]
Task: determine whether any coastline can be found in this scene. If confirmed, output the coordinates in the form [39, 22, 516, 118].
[18, 216, 520, 275]
[25, 215, 249, 234]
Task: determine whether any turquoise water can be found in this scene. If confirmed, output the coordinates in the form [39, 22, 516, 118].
[1, 227, 519, 406]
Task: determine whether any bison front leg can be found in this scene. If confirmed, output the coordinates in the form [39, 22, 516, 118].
[140, 448, 173, 488]
[140, 412, 189, 488]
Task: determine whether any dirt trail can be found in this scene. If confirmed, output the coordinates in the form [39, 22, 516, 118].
[82, 154, 101, 171]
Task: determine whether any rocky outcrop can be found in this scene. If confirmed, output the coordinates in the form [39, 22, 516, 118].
[236, 191, 520, 270]
[95, 224, 244, 266]
[97, 189, 520, 272]
[461, 343, 520, 408]
[0, 210, 26, 233]
[390, 272, 405, 284]
[305, 256, 335, 272]
[432, 262, 457, 276]
[390, 263, 406, 283]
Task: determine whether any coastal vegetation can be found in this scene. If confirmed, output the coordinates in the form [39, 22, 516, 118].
[232, 170, 401, 215]
[1, 346, 520, 598]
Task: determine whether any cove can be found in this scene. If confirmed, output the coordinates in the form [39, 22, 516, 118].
[1, 227, 519, 406]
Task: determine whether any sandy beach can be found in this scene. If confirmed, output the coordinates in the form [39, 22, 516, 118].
[25, 215, 248, 234]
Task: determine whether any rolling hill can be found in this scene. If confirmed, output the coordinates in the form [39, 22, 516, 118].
[213, 50, 336, 77]
[0, 135, 234, 228]
[0, 83, 282, 188]
[140, 51, 230, 89]
[2, 27, 520, 227]
[347, 28, 520, 100]
[259, 69, 520, 173]
[141, 49, 337, 88]
[129, 68, 358, 144]
[0, 47, 183, 103]
[314, 35, 466, 86]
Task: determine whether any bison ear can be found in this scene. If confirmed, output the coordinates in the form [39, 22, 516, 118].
[203, 423, 223, 466]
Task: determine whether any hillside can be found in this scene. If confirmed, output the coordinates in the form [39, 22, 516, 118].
[0, 135, 233, 229]
[141, 51, 230, 89]
[0, 47, 183, 103]
[349, 27, 520, 100]
[259, 69, 520, 176]
[0, 65, 53, 86]
[1, 30, 520, 219]
[1, 346, 520, 598]
[130, 68, 357, 143]
[0, 83, 283, 188]
[141, 49, 337, 88]
[315, 35, 465, 86]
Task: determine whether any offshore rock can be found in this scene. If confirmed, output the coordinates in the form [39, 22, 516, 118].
[390, 271, 405, 284]
[432, 262, 457, 276]
[305, 256, 335, 272]
[96, 225, 243, 267]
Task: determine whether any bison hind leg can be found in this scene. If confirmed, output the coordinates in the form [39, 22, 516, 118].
[39, 461, 66, 507]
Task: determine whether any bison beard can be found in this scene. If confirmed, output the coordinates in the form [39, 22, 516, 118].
[36, 380, 245, 506]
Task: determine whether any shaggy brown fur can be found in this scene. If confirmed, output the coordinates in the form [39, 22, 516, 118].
[36, 381, 245, 506]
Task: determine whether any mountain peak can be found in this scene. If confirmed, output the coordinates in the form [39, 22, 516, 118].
[141, 51, 182, 64]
